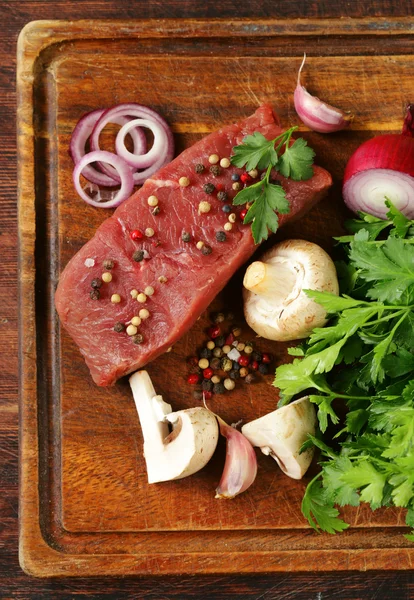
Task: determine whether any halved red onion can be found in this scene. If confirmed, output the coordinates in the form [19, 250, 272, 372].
[69, 109, 147, 187]
[343, 106, 414, 219]
[90, 103, 174, 184]
[115, 118, 168, 169]
[73, 150, 134, 208]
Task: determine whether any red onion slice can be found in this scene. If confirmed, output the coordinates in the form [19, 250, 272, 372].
[90, 103, 174, 183]
[70, 109, 146, 187]
[73, 150, 134, 208]
[343, 168, 414, 219]
[115, 118, 168, 169]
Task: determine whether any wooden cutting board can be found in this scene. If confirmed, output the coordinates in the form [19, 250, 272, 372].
[17, 18, 414, 577]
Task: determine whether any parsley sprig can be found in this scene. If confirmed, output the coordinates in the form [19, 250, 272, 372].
[274, 201, 414, 537]
[231, 128, 315, 244]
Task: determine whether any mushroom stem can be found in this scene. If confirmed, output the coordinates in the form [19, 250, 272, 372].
[243, 259, 298, 304]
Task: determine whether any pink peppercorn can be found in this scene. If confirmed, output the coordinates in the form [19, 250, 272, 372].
[187, 374, 200, 385]
[215, 183, 224, 192]
[209, 325, 221, 339]
[262, 353, 273, 364]
[130, 230, 143, 240]
[225, 332, 235, 345]
[240, 209, 248, 221]
[203, 368, 214, 379]
[238, 355, 250, 367]
[204, 391, 213, 400]
[251, 360, 259, 371]
[240, 172, 251, 184]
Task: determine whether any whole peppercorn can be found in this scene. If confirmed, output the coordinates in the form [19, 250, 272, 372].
[91, 278, 102, 289]
[210, 357, 221, 370]
[206, 340, 215, 350]
[262, 353, 273, 364]
[213, 347, 223, 358]
[203, 182, 215, 195]
[201, 245, 213, 256]
[232, 182, 241, 191]
[239, 367, 249, 378]
[245, 373, 256, 384]
[238, 355, 250, 367]
[225, 332, 235, 346]
[132, 250, 145, 262]
[130, 229, 144, 241]
[215, 335, 225, 347]
[182, 231, 191, 242]
[193, 390, 203, 401]
[229, 369, 240, 380]
[251, 360, 259, 371]
[240, 172, 251, 184]
[220, 158, 231, 168]
[251, 351, 263, 363]
[202, 379, 214, 392]
[232, 361, 241, 371]
[216, 231, 227, 242]
[203, 367, 214, 379]
[248, 169, 258, 179]
[188, 374, 200, 385]
[240, 209, 248, 221]
[195, 163, 205, 174]
[231, 173, 240, 181]
[204, 391, 213, 400]
[208, 325, 221, 339]
[217, 191, 228, 202]
[214, 312, 225, 323]
[152, 206, 160, 216]
[198, 358, 210, 370]
[221, 357, 233, 372]
[222, 344, 231, 354]
[200, 347, 213, 359]
[226, 312, 235, 321]
[114, 322, 125, 333]
[210, 165, 221, 177]
[103, 259, 114, 270]
[222, 204, 231, 214]
[89, 289, 100, 300]
[232, 326, 242, 337]
[213, 382, 225, 395]
[258, 363, 269, 375]
[132, 334, 144, 345]
[224, 378, 236, 391]
[236, 342, 245, 352]
[244, 344, 253, 355]
[211, 375, 221, 384]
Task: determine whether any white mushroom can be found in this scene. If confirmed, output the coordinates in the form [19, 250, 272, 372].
[241, 397, 316, 479]
[243, 239, 339, 341]
[129, 370, 219, 483]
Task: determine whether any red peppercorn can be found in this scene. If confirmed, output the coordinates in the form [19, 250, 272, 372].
[251, 360, 259, 371]
[215, 183, 224, 191]
[204, 391, 213, 400]
[208, 325, 221, 339]
[240, 209, 248, 221]
[240, 172, 251, 184]
[238, 355, 250, 367]
[225, 332, 235, 345]
[262, 353, 273, 364]
[203, 367, 214, 379]
[187, 374, 200, 385]
[130, 229, 143, 240]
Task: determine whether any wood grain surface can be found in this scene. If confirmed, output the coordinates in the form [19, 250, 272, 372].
[3, 1, 414, 597]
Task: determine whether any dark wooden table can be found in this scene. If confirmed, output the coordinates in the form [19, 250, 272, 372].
[2, 1, 414, 597]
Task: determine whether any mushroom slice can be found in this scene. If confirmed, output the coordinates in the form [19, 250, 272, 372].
[243, 239, 339, 341]
[241, 397, 316, 479]
[130, 370, 219, 483]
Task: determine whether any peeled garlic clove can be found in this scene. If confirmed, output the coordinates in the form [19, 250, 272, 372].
[215, 417, 257, 499]
[294, 54, 353, 134]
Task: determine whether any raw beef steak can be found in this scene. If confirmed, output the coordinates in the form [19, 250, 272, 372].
[55, 104, 332, 386]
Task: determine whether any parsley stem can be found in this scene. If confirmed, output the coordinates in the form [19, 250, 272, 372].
[363, 308, 409, 326]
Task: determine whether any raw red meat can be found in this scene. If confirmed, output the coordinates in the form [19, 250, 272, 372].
[55, 104, 332, 386]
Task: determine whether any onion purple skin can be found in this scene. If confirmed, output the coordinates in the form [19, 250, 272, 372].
[343, 132, 414, 219]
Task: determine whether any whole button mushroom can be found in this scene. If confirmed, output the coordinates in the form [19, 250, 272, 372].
[243, 239, 339, 341]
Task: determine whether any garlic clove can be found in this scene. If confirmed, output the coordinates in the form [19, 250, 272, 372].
[294, 54, 353, 134]
[215, 417, 258, 499]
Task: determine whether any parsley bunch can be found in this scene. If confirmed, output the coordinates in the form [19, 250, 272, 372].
[230, 128, 315, 244]
[273, 201, 414, 537]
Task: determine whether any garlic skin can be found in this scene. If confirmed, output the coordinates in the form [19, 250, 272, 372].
[215, 418, 258, 499]
[294, 54, 353, 134]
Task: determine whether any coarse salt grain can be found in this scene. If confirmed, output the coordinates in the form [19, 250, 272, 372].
[227, 348, 241, 361]
[84, 258, 95, 268]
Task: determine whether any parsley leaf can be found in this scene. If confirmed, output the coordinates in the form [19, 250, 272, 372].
[231, 132, 278, 171]
[301, 476, 349, 533]
[341, 462, 386, 509]
[276, 137, 315, 181]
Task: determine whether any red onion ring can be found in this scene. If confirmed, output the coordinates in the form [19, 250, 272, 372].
[115, 118, 168, 169]
[90, 103, 174, 184]
[70, 109, 147, 187]
[73, 150, 134, 208]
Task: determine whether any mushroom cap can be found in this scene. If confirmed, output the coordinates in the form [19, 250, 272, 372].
[243, 239, 339, 341]
[241, 397, 317, 479]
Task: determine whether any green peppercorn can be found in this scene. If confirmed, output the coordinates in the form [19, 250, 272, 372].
[217, 191, 228, 202]
[91, 278, 102, 289]
[220, 357, 232, 372]
[213, 382, 225, 395]
[182, 231, 191, 242]
[201, 245, 212, 256]
[114, 322, 125, 333]
[132, 334, 144, 345]
[103, 259, 114, 270]
[132, 250, 145, 262]
[215, 231, 227, 242]
[210, 165, 221, 177]
[89, 289, 100, 300]
[195, 163, 205, 174]
[203, 183, 215, 195]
